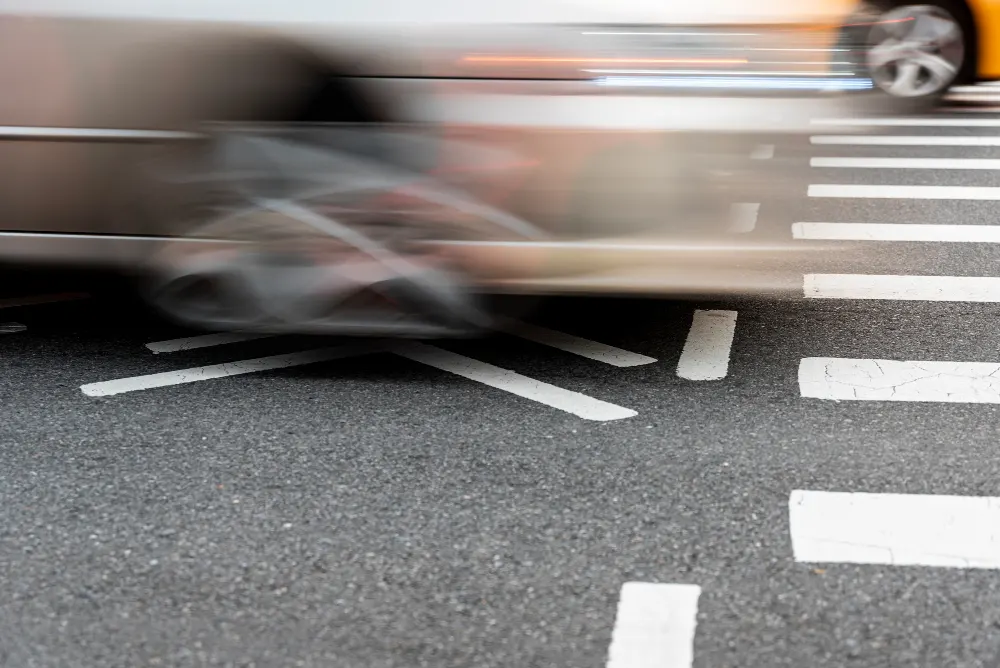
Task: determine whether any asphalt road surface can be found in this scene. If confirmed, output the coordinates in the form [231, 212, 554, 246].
[6, 86, 1000, 668]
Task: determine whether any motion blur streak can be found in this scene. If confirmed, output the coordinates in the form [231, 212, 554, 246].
[0, 0, 873, 337]
[463, 56, 750, 65]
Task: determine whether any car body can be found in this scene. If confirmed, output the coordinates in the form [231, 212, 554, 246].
[0, 0, 869, 336]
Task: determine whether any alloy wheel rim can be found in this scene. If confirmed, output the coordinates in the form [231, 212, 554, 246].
[867, 4, 965, 98]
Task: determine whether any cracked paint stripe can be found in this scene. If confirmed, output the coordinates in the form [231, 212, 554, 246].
[790, 490, 1000, 568]
[804, 274, 1000, 302]
[81, 345, 373, 397]
[606, 582, 701, 668]
[799, 357, 1000, 403]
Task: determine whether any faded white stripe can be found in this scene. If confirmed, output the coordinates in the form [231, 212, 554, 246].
[812, 117, 1000, 127]
[505, 321, 656, 367]
[81, 345, 371, 397]
[730, 203, 760, 233]
[0, 322, 26, 334]
[799, 357, 1000, 403]
[804, 274, 1000, 302]
[790, 489, 1000, 568]
[811, 135, 1000, 146]
[147, 332, 275, 354]
[950, 83, 1000, 94]
[0, 293, 90, 309]
[811, 156, 1000, 170]
[809, 184, 1000, 200]
[677, 310, 737, 381]
[392, 341, 636, 421]
[793, 222, 1000, 242]
[606, 582, 701, 668]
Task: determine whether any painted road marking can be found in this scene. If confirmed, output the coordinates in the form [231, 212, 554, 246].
[793, 222, 1000, 243]
[147, 332, 275, 354]
[811, 135, 1000, 146]
[392, 341, 637, 421]
[812, 117, 1000, 127]
[504, 321, 656, 367]
[148, 322, 656, 366]
[0, 292, 89, 309]
[606, 582, 701, 668]
[799, 357, 1000, 403]
[151, 323, 656, 369]
[0, 322, 26, 334]
[809, 184, 1000, 200]
[730, 203, 760, 233]
[951, 82, 1000, 92]
[811, 157, 1000, 170]
[94, 339, 639, 419]
[804, 274, 1000, 302]
[790, 490, 1000, 568]
[81, 345, 372, 397]
[677, 309, 737, 381]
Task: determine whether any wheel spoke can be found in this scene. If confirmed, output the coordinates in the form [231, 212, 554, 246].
[145, 128, 541, 335]
[913, 51, 957, 82]
[868, 41, 907, 69]
[888, 60, 923, 96]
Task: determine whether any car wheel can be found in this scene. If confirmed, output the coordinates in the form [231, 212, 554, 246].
[137, 127, 546, 338]
[846, 1, 971, 113]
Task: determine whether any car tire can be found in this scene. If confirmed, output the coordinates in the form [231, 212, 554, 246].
[115, 48, 547, 336]
[842, 0, 973, 114]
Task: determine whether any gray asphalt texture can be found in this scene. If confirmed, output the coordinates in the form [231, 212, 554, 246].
[5, 96, 1000, 668]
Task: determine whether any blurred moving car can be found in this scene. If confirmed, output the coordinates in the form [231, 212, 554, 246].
[843, 0, 1000, 109]
[0, 0, 870, 337]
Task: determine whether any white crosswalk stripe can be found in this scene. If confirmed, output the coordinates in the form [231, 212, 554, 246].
[793, 222, 1000, 242]
[792, 93, 1000, 584]
[811, 135, 1000, 146]
[606, 583, 701, 668]
[799, 357, 1000, 403]
[809, 184, 1000, 199]
[802, 94, 1000, 412]
[810, 156, 1000, 170]
[790, 490, 1000, 568]
[804, 274, 1000, 301]
[812, 116, 1000, 127]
